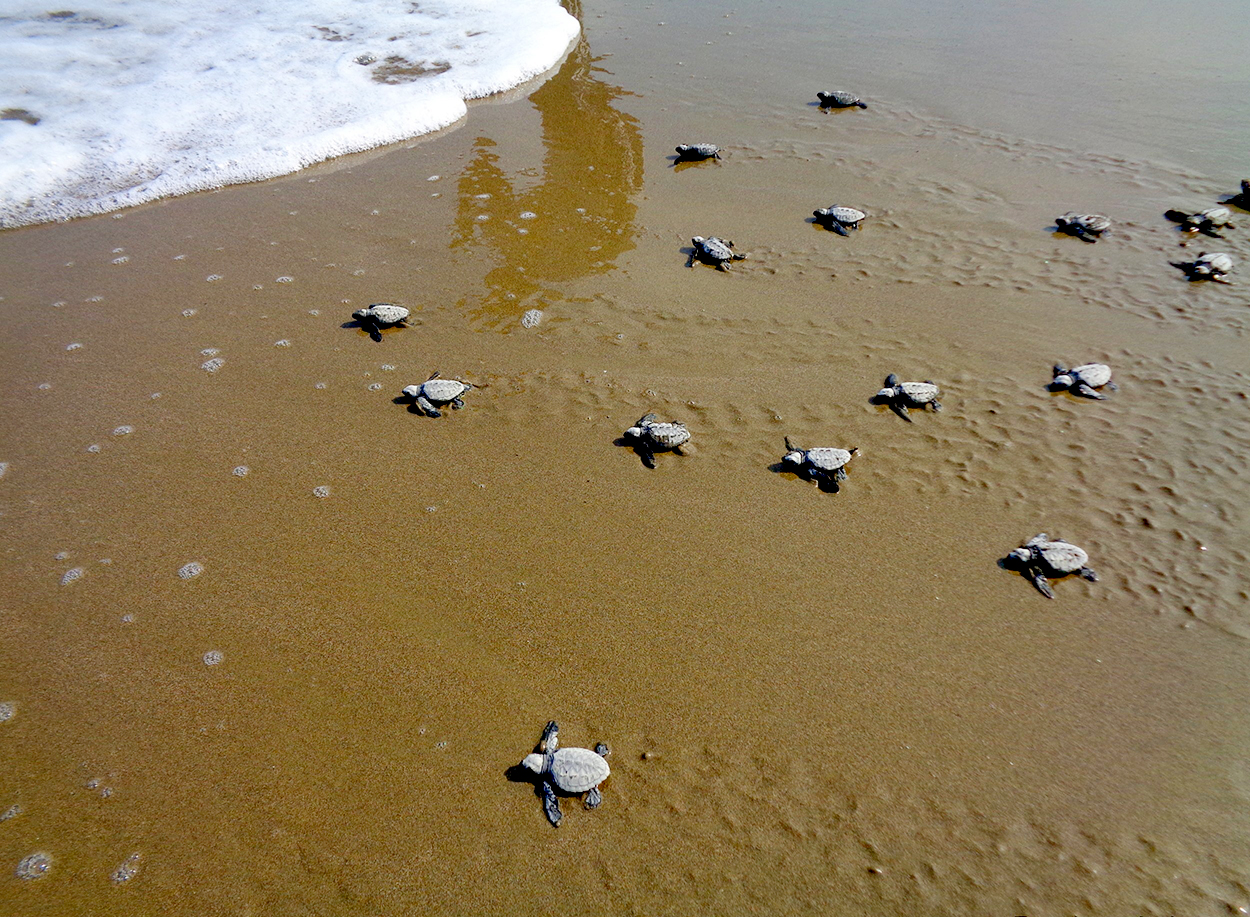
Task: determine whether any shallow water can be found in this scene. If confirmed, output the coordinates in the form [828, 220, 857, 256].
[2, 0, 1249, 914]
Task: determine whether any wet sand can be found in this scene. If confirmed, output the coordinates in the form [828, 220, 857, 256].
[3, 1, 1250, 914]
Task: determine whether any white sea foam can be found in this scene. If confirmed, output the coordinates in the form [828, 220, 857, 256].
[0, 0, 580, 228]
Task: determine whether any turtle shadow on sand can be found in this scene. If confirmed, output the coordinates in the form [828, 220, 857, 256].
[614, 435, 681, 469]
[341, 318, 384, 343]
[769, 461, 842, 493]
[669, 156, 718, 172]
[869, 393, 915, 422]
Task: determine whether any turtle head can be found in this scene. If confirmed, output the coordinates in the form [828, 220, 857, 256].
[624, 425, 643, 440]
[675, 145, 690, 155]
[1050, 373, 1074, 390]
[352, 308, 372, 321]
[875, 387, 895, 400]
[521, 753, 546, 775]
[1242, 179, 1250, 196]
[884, 373, 899, 388]
[401, 384, 421, 398]
[783, 450, 804, 465]
[1005, 547, 1032, 567]
[691, 236, 705, 246]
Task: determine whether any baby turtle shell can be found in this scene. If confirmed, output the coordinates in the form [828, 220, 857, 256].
[813, 205, 866, 236]
[875, 373, 941, 420]
[624, 413, 690, 468]
[521, 721, 611, 828]
[402, 372, 472, 417]
[782, 437, 858, 489]
[1005, 533, 1098, 599]
[675, 143, 722, 161]
[1050, 362, 1116, 400]
[817, 90, 868, 109]
[1055, 212, 1112, 242]
[688, 236, 747, 271]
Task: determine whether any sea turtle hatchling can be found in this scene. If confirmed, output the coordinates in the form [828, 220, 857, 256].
[1055, 212, 1112, 242]
[875, 374, 941, 420]
[675, 143, 722, 162]
[782, 437, 858, 489]
[817, 90, 868, 109]
[521, 721, 611, 828]
[402, 372, 472, 417]
[1179, 251, 1235, 283]
[1049, 362, 1117, 400]
[687, 236, 747, 271]
[1182, 206, 1236, 236]
[813, 205, 867, 236]
[352, 303, 410, 340]
[1004, 533, 1098, 599]
[623, 413, 690, 468]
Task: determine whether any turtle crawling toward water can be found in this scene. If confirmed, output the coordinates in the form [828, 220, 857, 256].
[1182, 206, 1236, 237]
[675, 143, 722, 162]
[1049, 362, 1117, 399]
[1003, 533, 1098, 599]
[782, 437, 858, 490]
[687, 236, 747, 271]
[521, 721, 611, 828]
[1175, 251, 1235, 283]
[623, 413, 690, 468]
[817, 90, 868, 109]
[874, 374, 941, 420]
[1055, 212, 1112, 242]
[352, 303, 410, 341]
[813, 205, 866, 236]
[402, 372, 472, 417]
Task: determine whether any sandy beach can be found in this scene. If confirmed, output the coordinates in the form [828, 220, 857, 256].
[2, 1, 1249, 914]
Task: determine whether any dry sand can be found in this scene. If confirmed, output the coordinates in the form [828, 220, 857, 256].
[2, 1, 1249, 914]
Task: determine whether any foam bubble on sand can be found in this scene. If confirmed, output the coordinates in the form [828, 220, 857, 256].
[110, 852, 142, 885]
[177, 561, 204, 579]
[0, 701, 15, 722]
[15, 852, 51, 880]
[0, 1, 580, 228]
[60, 567, 84, 586]
[202, 650, 222, 666]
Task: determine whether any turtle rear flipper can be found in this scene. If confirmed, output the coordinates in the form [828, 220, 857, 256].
[1079, 567, 1098, 582]
[540, 781, 563, 827]
[1031, 570, 1056, 599]
[584, 787, 603, 810]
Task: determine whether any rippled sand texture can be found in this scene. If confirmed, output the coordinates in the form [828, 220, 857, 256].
[2, 0, 1250, 915]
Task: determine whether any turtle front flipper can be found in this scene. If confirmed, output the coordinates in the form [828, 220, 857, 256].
[831, 222, 849, 237]
[686, 251, 697, 268]
[417, 395, 441, 417]
[1075, 383, 1106, 400]
[584, 787, 603, 810]
[539, 781, 563, 827]
[889, 400, 912, 422]
[640, 446, 657, 469]
[1030, 569, 1056, 599]
[1079, 567, 1098, 582]
[1076, 228, 1098, 243]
